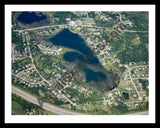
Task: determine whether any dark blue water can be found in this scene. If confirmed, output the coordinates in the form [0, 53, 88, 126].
[49, 28, 106, 82]
[63, 52, 82, 62]
[49, 29, 88, 54]
[17, 12, 47, 24]
[50, 28, 99, 64]
[63, 51, 99, 64]
[83, 68, 106, 82]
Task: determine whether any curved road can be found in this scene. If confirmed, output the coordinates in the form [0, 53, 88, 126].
[12, 86, 83, 115]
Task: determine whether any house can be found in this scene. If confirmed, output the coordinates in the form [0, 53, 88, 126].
[58, 48, 62, 52]
[73, 98, 76, 101]
[119, 64, 122, 67]
[62, 69, 66, 72]
[67, 94, 70, 98]
[125, 87, 132, 91]
[108, 93, 113, 99]
[133, 94, 137, 97]
[138, 83, 142, 86]
[114, 103, 118, 106]
[134, 104, 138, 107]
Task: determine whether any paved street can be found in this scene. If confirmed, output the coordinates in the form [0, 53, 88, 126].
[12, 86, 83, 115]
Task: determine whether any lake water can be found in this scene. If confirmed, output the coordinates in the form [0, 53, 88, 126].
[83, 68, 106, 82]
[17, 12, 47, 24]
[50, 29, 94, 54]
[50, 28, 99, 64]
[49, 28, 106, 82]
[63, 51, 99, 64]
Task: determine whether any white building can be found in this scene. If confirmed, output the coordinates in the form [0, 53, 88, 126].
[69, 21, 76, 26]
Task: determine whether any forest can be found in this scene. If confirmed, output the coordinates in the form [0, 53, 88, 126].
[52, 12, 79, 24]
[109, 31, 148, 64]
[117, 32, 148, 64]
[122, 12, 148, 31]
[12, 30, 25, 54]
[12, 93, 47, 115]
[12, 58, 32, 72]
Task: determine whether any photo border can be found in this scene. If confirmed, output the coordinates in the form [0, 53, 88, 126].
[4, 4, 156, 124]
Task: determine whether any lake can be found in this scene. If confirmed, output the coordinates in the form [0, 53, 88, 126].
[49, 28, 120, 92]
[49, 28, 106, 82]
[83, 68, 106, 82]
[49, 28, 99, 65]
[17, 12, 47, 24]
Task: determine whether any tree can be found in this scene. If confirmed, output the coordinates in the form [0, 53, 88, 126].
[12, 30, 25, 54]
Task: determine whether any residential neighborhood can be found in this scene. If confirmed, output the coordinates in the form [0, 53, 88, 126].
[11, 11, 149, 115]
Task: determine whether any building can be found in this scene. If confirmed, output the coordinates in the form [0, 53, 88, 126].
[66, 18, 71, 24]
[69, 21, 76, 26]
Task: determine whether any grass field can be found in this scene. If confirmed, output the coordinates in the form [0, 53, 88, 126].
[12, 101, 25, 115]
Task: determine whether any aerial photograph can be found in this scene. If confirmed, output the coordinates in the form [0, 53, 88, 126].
[11, 10, 149, 115]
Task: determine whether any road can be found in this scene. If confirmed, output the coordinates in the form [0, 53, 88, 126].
[25, 33, 74, 105]
[117, 11, 148, 33]
[124, 64, 141, 100]
[12, 86, 83, 115]
[124, 30, 148, 33]
[13, 25, 66, 33]
[124, 64, 149, 100]
[12, 86, 149, 115]
[128, 67, 141, 100]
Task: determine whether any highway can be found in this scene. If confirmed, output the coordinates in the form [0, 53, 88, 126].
[12, 86, 149, 115]
[12, 86, 83, 115]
